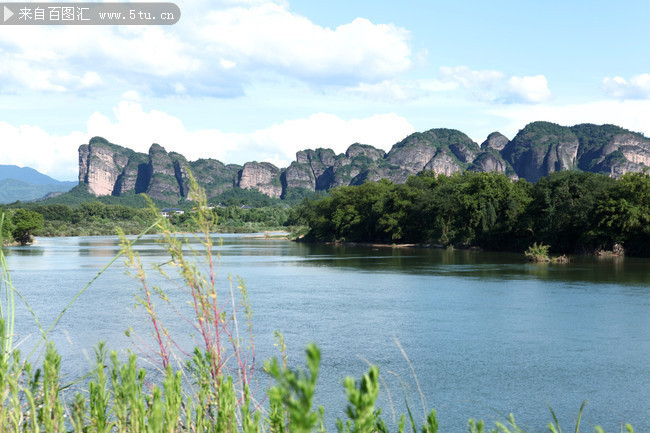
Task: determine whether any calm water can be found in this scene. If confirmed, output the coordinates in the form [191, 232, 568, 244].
[4, 235, 650, 432]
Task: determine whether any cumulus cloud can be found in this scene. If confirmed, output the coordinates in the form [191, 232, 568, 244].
[507, 75, 551, 103]
[200, 2, 412, 84]
[0, 1, 413, 96]
[0, 98, 415, 180]
[603, 74, 650, 99]
[437, 66, 551, 104]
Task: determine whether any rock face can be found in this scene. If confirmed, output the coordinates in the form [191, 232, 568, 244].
[386, 128, 479, 176]
[79, 137, 132, 196]
[481, 132, 509, 152]
[346, 143, 385, 160]
[281, 162, 316, 191]
[571, 124, 650, 177]
[145, 144, 186, 201]
[502, 122, 580, 182]
[190, 159, 239, 198]
[238, 162, 282, 198]
[78, 122, 650, 202]
[469, 150, 508, 174]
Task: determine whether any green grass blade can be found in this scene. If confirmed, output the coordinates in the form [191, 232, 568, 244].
[547, 402, 562, 433]
[404, 391, 417, 433]
[574, 400, 587, 433]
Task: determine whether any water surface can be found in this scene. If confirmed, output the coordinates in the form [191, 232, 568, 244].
[4, 235, 650, 432]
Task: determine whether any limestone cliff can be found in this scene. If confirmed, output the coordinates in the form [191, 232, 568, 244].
[571, 124, 650, 176]
[501, 122, 580, 182]
[237, 162, 282, 198]
[78, 122, 650, 202]
[386, 128, 479, 176]
[469, 150, 509, 174]
[79, 137, 133, 196]
[281, 162, 316, 191]
[501, 122, 650, 182]
[481, 132, 509, 152]
[144, 144, 187, 201]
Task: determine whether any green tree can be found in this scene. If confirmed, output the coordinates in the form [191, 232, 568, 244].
[1, 211, 14, 243]
[12, 209, 44, 245]
[595, 171, 650, 255]
[523, 171, 616, 252]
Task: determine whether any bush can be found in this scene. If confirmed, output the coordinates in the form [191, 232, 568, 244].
[525, 242, 550, 262]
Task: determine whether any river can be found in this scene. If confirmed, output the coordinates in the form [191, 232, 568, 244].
[3, 234, 650, 432]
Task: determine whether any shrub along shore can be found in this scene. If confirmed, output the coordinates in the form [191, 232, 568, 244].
[0, 202, 293, 244]
[291, 170, 650, 257]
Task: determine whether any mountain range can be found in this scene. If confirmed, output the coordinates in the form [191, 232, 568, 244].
[0, 165, 77, 204]
[76, 121, 650, 202]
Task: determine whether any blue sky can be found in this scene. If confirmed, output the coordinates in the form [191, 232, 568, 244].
[1, 0, 649, 180]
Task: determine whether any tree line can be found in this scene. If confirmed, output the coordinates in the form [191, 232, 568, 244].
[289, 170, 650, 256]
[0, 199, 294, 243]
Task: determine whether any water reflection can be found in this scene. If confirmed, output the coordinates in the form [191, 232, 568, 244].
[3, 245, 45, 256]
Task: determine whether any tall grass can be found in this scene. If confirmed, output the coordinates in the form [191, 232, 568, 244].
[0, 179, 637, 432]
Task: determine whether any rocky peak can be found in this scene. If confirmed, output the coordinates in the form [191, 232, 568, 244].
[238, 162, 282, 198]
[481, 132, 509, 151]
[386, 128, 479, 175]
[144, 144, 188, 201]
[78, 137, 130, 196]
[77, 121, 650, 203]
[294, 148, 340, 190]
[345, 143, 385, 161]
[501, 122, 579, 182]
[469, 150, 508, 174]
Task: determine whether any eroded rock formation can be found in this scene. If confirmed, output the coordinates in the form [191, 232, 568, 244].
[78, 122, 650, 202]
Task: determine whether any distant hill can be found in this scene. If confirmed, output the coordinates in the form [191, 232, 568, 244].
[0, 165, 77, 204]
[0, 164, 72, 185]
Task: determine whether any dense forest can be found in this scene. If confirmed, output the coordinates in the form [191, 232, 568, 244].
[289, 170, 650, 256]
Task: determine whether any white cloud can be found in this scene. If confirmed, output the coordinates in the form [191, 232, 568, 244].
[120, 90, 141, 102]
[200, 3, 412, 84]
[490, 99, 650, 139]
[80, 72, 102, 88]
[0, 121, 86, 181]
[0, 24, 197, 95]
[439, 66, 505, 89]
[220, 59, 237, 69]
[0, 59, 103, 93]
[437, 66, 551, 104]
[603, 74, 650, 99]
[0, 99, 415, 180]
[0, 1, 413, 97]
[507, 75, 551, 103]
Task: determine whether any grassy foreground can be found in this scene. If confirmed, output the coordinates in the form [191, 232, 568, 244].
[0, 180, 638, 433]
